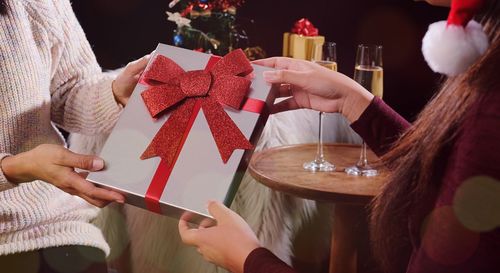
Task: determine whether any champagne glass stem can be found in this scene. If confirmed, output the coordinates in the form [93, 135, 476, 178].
[316, 112, 325, 162]
[358, 141, 368, 166]
[303, 41, 336, 172]
[303, 111, 335, 172]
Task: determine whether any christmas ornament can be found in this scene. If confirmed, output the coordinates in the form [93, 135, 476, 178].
[166, 11, 192, 27]
[169, 0, 182, 8]
[173, 34, 183, 46]
[211, 0, 245, 10]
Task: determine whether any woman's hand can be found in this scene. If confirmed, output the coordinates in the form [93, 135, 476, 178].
[1, 144, 125, 207]
[253, 57, 374, 123]
[179, 201, 261, 273]
[112, 55, 150, 106]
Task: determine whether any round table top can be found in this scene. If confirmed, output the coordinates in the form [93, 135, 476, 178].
[249, 143, 386, 204]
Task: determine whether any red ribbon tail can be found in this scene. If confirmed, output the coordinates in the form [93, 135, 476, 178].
[201, 98, 253, 163]
[143, 99, 200, 213]
[141, 100, 198, 163]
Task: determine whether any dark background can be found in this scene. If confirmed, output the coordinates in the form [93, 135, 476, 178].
[71, 0, 448, 120]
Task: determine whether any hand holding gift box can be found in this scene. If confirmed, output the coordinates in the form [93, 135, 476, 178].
[88, 44, 276, 225]
[283, 18, 325, 60]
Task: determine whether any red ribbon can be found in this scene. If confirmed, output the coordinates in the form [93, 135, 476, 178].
[140, 49, 264, 213]
[291, 18, 319, 36]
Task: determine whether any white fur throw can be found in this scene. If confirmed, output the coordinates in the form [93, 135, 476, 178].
[70, 109, 361, 273]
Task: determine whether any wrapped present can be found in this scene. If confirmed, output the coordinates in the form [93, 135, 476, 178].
[88, 44, 276, 225]
[283, 18, 325, 60]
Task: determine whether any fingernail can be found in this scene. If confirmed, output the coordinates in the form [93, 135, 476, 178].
[205, 200, 216, 209]
[263, 71, 277, 82]
[114, 193, 125, 203]
[92, 158, 104, 170]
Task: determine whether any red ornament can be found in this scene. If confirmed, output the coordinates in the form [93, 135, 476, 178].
[197, 2, 211, 10]
[212, 0, 244, 9]
[180, 4, 194, 16]
[291, 18, 319, 36]
[140, 49, 254, 165]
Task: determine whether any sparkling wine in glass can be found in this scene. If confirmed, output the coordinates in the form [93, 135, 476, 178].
[345, 44, 383, 177]
[303, 42, 337, 172]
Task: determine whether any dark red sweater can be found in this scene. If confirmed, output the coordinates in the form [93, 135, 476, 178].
[244, 93, 500, 273]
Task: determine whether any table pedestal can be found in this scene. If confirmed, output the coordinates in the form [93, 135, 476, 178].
[330, 204, 365, 273]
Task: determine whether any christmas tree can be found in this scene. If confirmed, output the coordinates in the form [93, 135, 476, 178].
[166, 0, 265, 59]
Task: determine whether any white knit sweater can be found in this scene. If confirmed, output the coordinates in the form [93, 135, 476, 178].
[0, 0, 122, 255]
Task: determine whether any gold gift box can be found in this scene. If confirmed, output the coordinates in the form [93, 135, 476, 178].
[282, 32, 325, 60]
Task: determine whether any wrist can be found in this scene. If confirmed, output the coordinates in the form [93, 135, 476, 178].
[111, 80, 127, 106]
[1, 155, 19, 183]
[231, 243, 260, 273]
[341, 85, 374, 123]
[0, 152, 33, 184]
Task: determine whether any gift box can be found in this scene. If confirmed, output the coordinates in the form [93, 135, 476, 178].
[88, 44, 276, 225]
[283, 18, 325, 60]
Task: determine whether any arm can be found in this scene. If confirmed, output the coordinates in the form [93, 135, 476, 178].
[252, 57, 410, 156]
[178, 202, 299, 273]
[0, 144, 124, 206]
[244, 248, 298, 273]
[350, 97, 411, 156]
[49, 0, 122, 135]
[408, 91, 500, 273]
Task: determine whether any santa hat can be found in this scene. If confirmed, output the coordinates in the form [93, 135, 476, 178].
[422, 0, 489, 76]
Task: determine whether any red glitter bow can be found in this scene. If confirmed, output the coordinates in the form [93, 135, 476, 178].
[291, 18, 319, 36]
[140, 49, 254, 166]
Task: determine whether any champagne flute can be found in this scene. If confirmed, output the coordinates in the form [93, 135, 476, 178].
[345, 44, 383, 177]
[303, 42, 337, 172]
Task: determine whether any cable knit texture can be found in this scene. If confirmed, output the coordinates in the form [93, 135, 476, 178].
[0, 0, 122, 255]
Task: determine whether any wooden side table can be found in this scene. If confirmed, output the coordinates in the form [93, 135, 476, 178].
[249, 144, 385, 273]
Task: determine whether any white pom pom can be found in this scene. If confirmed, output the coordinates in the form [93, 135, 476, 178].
[422, 20, 489, 76]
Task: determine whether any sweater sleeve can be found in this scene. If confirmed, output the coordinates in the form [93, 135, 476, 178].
[49, 0, 122, 136]
[350, 97, 411, 157]
[244, 248, 297, 273]
[407, 91, 500, 273]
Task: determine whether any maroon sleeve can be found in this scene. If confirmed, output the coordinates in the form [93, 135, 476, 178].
[407, 90, 500, 273]
[244, 248, 297, 273]
[350, 97, 411, 156]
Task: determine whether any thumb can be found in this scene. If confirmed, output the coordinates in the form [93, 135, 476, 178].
[207, 201, 232, 223]
[124, 55, 150, 76]
[263, 70, 306, 87]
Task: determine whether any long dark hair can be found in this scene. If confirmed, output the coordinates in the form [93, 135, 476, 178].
[370, 1, 500, 272]
[0, 0, 7, 15]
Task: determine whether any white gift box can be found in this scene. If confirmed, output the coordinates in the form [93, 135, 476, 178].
[88, 44, 276, 224]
